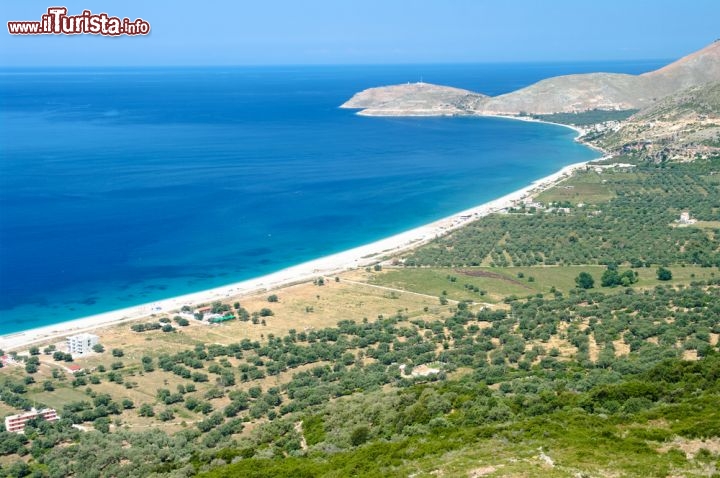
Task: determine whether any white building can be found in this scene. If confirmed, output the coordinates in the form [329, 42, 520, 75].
[5, 408, 59, 433]
[678, 211, 697, 225]
[66, 333, 99, 355]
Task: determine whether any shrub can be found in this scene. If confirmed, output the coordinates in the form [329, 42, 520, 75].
[657, 267, 673, 281]
[350, 426, 370, 446]
[575, 272, 595, 289]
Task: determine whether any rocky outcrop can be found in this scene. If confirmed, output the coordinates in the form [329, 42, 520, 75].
[340, 82, 485, 116]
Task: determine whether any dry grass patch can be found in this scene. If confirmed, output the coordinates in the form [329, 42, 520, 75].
[588, 333, 600, 362]
[543, 335, 577, 358]
[68, 278, 437, 364]
[613, 338, 630, 357]
[658, 437, 720, 459]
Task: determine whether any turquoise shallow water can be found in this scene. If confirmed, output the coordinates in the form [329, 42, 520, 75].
[0, 62, 664, 334]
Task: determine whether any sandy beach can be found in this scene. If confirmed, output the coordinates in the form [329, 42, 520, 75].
[1, 121, 604, 352]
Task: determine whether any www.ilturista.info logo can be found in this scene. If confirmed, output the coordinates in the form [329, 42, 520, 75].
[7, 7, 150, 36]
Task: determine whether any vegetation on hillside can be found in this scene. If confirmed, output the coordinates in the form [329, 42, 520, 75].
[1, 158, 719, 477]
[2, 277, 719, 476]
[590, 81, 720, 160]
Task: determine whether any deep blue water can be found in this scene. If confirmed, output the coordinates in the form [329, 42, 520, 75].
[0, 61, 666, 334]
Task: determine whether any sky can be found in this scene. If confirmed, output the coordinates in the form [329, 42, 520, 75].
[1, 0, 718, 66]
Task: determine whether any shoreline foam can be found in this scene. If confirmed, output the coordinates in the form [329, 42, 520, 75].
[1, 121, 604, 352]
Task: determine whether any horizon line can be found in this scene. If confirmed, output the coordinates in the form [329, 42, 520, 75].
[0, 57, 674, 69]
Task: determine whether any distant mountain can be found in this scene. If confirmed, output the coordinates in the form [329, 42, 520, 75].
[479, 41, 720, 114]
[343, 41, 720, 116]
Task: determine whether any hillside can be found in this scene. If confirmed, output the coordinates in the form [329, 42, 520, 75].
[480, 41, 720, 114]
[476, 72, 643, 114]
[590, 81, 720, 160]
[343, 41, 720, 116]
[642, 41, 720, 93]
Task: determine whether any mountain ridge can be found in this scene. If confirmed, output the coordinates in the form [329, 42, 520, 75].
[342, 41, 720, 116]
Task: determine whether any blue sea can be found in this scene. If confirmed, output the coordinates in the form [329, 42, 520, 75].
[0, 60, 665, 335]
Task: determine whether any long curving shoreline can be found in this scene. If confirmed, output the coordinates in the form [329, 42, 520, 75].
[0, 120, 603, 352]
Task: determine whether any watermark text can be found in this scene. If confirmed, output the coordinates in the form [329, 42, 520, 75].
[8, 7, 150, 36]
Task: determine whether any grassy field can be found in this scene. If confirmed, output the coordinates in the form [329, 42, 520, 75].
[26, 385, 89, 411]
[91, 279, 442, 357]
[534, 169, 628, 205]
[363, 267, 534, 303]
[11, 278, 444, 361]
[363, 264, 718, 303]
[689, 220, 720, 229]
